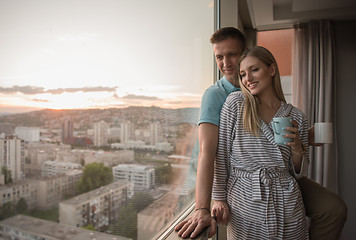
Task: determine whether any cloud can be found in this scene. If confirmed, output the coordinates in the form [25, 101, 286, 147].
[46, 86, 117, 94]
[0, 86, 116, 95]
[0, 86, 45, 94]
[168, 101, 183, 104]
[121, 94, 161, 101]
[31, 98, 50, 103]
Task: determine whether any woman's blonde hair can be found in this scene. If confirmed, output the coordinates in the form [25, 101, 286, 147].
[238, 46, 286, 136]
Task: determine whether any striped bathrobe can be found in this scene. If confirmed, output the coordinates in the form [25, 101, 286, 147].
[212, 92, 309, 240]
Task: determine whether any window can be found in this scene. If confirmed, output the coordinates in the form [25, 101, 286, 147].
[0, 0, 215, 239]
[257, 29, 294, 103]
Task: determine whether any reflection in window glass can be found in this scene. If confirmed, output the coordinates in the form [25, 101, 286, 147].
[0, 0, 214, 239]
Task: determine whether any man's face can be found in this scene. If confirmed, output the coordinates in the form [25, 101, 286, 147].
[213, 38, 243, 85]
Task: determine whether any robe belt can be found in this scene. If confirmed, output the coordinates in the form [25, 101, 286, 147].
[230, 167, 290, 238]
[230, 167, 289, 201]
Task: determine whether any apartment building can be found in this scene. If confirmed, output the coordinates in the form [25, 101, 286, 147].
[112, 164, 155, 191]
[149, 122, 163, 145]
[0, 214, 131, 240]
[80, 149, 134, 167]
[36, 171, 82, 209]
[94, 120, 108, 147]
[0, 180, 37, 208]
[0, 170, 81, 210]
[14, 127, 40, 143]
[41, 160, 81, 177]
[120, 121, 134, 143]
[0, 136, 25, 182]
[65, 169, 82, 197]
[111, 141, 173, 153]
[59, 181, 134, 231]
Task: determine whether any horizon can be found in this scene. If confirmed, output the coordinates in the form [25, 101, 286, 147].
[0, 104, 201, 116]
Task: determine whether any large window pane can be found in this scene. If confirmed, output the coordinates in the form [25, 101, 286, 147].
[0, 1, 215, 240]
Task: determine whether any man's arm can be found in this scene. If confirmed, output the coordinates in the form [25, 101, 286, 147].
[175, 123, 218, 239]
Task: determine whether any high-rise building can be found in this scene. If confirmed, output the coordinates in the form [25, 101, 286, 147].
[149, 122, 163, 145]
[94, 120, 108, 147]
[62, 116, 74, 144]
[120, 121, 134, 143]
[0, 136, 25, 182]
[15, 126, 40, 142]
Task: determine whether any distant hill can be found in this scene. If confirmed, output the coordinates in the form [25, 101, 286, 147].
[0, 106, 200, 130]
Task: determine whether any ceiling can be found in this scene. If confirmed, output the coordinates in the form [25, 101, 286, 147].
[242, 0, 356, 30]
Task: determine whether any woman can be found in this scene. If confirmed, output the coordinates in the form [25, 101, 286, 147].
[212, 46, 309, 239]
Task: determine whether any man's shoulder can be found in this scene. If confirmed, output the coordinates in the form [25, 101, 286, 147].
[201, 82, 229, 105]
[204, 81, 226, 96]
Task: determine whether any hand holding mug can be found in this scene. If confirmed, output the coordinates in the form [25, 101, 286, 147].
[283, 119, 304, 154]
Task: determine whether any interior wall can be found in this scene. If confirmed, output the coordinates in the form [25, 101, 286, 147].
[334, 19, 356, 239]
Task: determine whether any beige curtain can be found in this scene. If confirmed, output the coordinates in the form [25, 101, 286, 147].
[292, 20, 338, 192]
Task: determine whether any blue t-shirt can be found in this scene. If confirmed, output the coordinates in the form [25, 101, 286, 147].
[198, 77, 240, 126]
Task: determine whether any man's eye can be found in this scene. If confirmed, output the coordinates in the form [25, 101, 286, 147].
[216, 56, 223, 60]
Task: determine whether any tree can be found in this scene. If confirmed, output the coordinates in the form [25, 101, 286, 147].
[1, 166, 12, 184]
[82, 224, 96, 231]
[16, 198, 28, 214]
[0, 202, 16, 220]
[80, 158, 85, 166]
[76, 162, 113, 194]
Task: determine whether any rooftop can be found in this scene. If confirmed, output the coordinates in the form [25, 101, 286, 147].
[60, 181, 132, 205]
[0, 214, 131, 240]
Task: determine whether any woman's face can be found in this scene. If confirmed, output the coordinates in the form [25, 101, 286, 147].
[239, 55, 275, 96]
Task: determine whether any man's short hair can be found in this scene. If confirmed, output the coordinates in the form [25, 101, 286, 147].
[210, 27, 246, 50]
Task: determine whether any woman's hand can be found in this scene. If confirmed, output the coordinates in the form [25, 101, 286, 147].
[211, 200, 230, 225]
[283, 119, 305, 173]
[283, 119, 304, 154]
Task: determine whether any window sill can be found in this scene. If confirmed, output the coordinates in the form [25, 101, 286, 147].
[154, 203, 212, 240]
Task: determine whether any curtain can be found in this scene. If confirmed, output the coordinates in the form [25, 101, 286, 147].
[292, 20, 338, 193]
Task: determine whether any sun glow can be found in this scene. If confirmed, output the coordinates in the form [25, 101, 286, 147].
[0, 0, 214, 113]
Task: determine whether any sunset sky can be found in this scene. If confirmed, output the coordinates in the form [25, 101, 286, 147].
[0, 0, 214, 113]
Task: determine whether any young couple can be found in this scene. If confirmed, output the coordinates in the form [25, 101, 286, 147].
[175, 27, 347, 239]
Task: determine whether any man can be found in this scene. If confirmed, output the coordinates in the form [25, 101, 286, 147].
[174, 27, 347, 239]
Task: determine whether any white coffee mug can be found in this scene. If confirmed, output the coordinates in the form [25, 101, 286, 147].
[315, 122, 333, 144]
